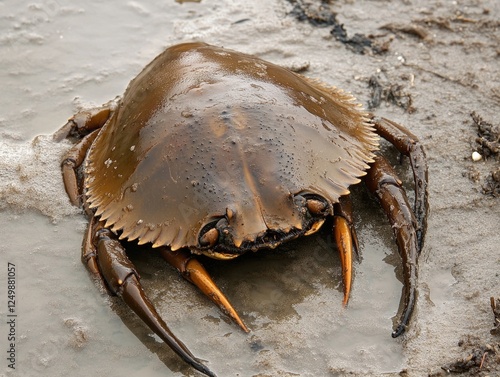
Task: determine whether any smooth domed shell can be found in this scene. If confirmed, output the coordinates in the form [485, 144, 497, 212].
[84, 42, 378, 250]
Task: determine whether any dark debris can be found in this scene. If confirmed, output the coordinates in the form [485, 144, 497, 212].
[471, 112, 500, 161]
[441, 343, 499, 374]
[470, 112, 500, 197]
[368, 74, 415, 113]
[491, 297, 500, 336]
[331, 24, 376, 55]
[286, 0, 390, 55]
[483, 167, 500, 197]
[436, 299, 500, 376]
[287, 0, 337, 27]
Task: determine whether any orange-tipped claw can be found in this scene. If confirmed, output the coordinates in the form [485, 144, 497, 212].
[161, 249, 249, 333]
[334, 216, 353, 306]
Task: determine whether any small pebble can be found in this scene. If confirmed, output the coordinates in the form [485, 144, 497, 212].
[472, 151, 482, 161]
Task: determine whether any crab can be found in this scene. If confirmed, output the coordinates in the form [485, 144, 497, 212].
[54, 42, 428, 377]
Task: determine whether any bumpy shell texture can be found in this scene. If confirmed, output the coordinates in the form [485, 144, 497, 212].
[85, 42, 378, 250]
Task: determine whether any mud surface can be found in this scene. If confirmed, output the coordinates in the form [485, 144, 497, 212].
[1, 1, 499, 377]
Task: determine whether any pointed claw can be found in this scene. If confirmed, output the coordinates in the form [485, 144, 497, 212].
[364, 155, 419, 338]
[121, 275, 217, 377]
[161, 249, 249, 333]
[94, 230, 216, 377]
[185, 257, 250, 333]
[334, 216, 353, 306]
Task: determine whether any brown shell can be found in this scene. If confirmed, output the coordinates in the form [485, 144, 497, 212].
[85, 42, 378, 251]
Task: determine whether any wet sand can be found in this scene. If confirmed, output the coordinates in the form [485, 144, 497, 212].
[1, 1, 499, 376]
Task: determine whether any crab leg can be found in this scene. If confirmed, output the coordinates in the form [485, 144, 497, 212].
[58, 115, 217, 376]
[81, 216, 102, 276]
[371, 117, 428, 251]
[53, 100, 118, 141]
[56, 100, 119, 207]
[160, 248, 249, 333]
[60, 129, 100, 206]
[333, 195, 359, 306]
[364, 154, 419, 338]
[91, 225, 216, 377]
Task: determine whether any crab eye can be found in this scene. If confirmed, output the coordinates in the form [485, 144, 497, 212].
[304, 195, 330, 216]
[199, 224, 219, 248]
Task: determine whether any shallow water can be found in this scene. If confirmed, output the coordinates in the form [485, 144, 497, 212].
[1, 1, 499, 377]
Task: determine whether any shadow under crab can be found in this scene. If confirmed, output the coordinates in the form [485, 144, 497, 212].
[54, 42, 428, 377]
